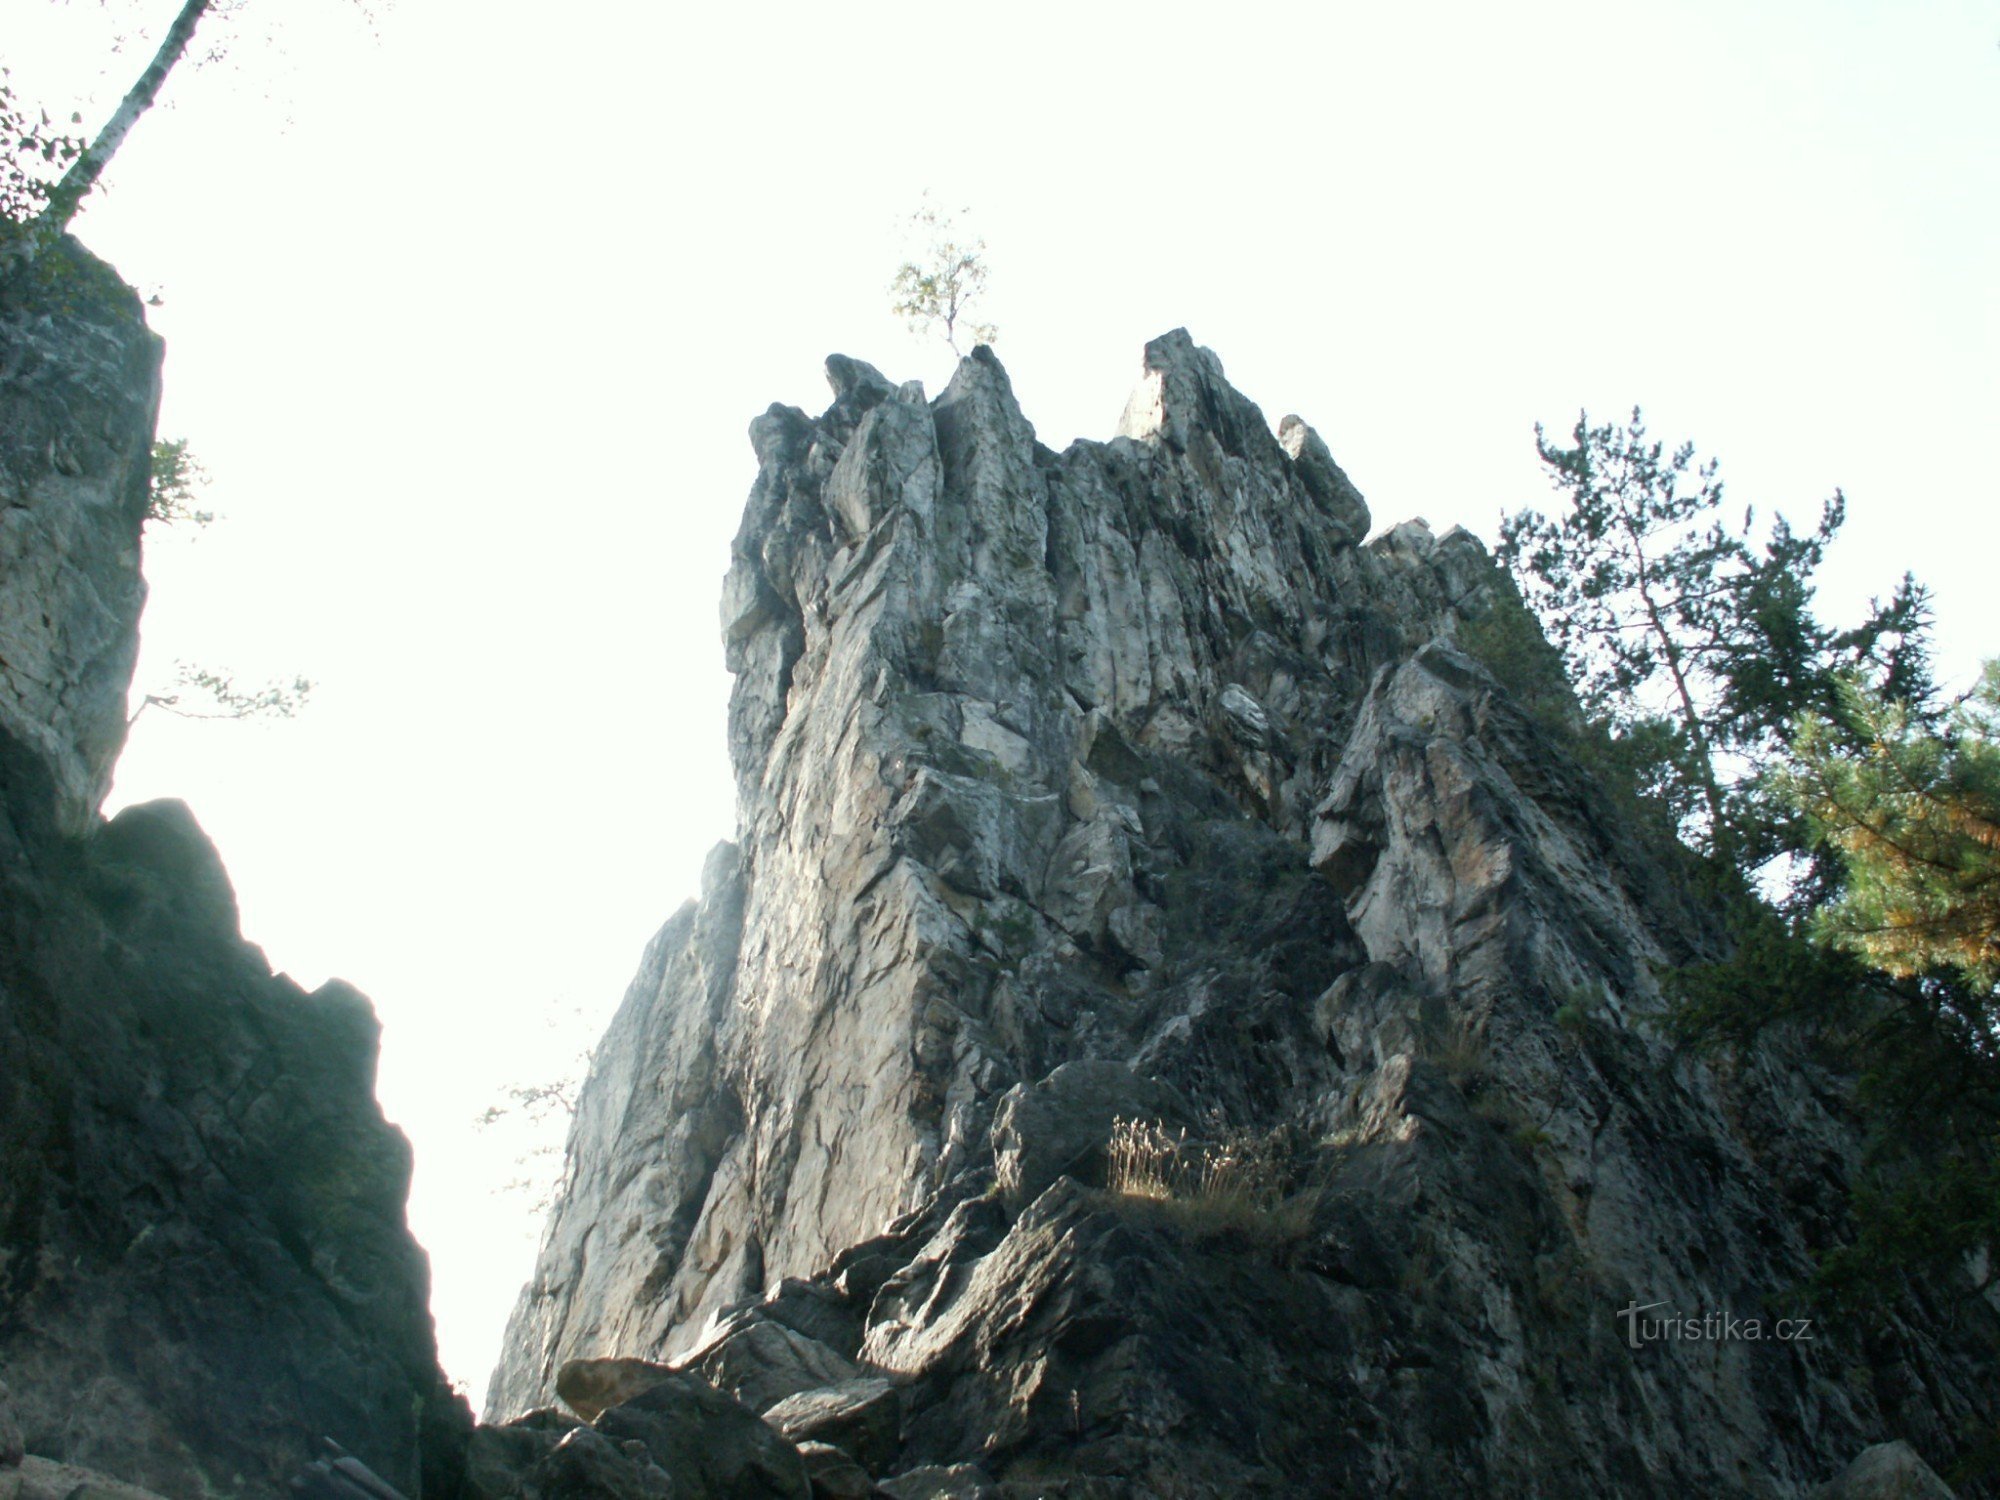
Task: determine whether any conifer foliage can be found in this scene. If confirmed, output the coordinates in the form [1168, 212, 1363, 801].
[1500, 407, 1930, 880]
[1502, 409, 1998, 1311]
[1789, 664, 2000, 995]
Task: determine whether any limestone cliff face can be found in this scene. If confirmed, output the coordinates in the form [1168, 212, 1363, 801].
[0, 244, 467, 1499]
[491, 333, 1997, 1494]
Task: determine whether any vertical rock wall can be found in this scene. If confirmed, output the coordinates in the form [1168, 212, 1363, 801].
[0, 243, 468, 1498]
[0, 243, 155, 834]
[491, 332, 1998, 1494]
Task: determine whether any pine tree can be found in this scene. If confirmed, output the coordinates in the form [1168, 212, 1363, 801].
[1787, 662, 2000, 997]
[1500, 407, 1931, 882]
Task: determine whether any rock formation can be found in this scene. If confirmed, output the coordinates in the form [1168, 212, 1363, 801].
[492, 330, 1997, 1495]
[0, 243, 467, 1498]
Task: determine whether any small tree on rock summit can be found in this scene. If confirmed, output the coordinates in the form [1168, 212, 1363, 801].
[890, 195, 997, 357]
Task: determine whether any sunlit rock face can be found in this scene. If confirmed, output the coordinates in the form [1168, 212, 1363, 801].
[0, 243, 468, 1499]
[490, 332, 1997, 1493]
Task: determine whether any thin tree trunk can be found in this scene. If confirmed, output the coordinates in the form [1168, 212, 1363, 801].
[1622, 513, 1732, 861]
[21, 0, 213, 258]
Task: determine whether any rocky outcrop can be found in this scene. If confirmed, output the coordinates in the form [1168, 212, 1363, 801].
[0, 242, 157, 835]
[0, 243, 467, 1497]
[491, 331, 1999, 1493]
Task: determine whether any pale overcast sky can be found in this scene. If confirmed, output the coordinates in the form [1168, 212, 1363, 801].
[6, 0, 1995, 1405]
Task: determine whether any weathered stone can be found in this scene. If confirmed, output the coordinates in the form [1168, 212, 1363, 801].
[1813, 1442, 1957, 1500]
[592, 1371, 810, 1500]
[8, 1456, 172, 1500]
[462, 1420, 672, 1500]
[492, 333, 2000, 1493]
[0, 241, 468, 1500]
[794, 1441, 870, 1500]
[989, 1059, 1191, 1209]
[759, 1278, 865, 1360]
[0, 240, 158, 834]
[1276, 412, 1370, 540]
[463, 1420, 566, 1500]
[760, 1378, 899, 1473]
[679, 1317, 865, 1415]
[0, 1382, 20, 1469]
[556, 1356, 676, 1423]
[875, 1463, 998, 1500]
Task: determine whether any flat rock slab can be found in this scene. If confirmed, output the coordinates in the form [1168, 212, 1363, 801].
[760, 1377, 898, 1473]
[683, 1317, 865, 1415]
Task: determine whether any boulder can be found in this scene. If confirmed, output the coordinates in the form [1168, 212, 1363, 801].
[556, 1357, 676, 1423]
[460, 1420, 672, 1500]
[759, 1378, 899, 1473]
[592, 1371, 810, 1499]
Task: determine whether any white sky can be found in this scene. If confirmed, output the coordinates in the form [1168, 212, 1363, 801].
[6, 0, 1995, 1409]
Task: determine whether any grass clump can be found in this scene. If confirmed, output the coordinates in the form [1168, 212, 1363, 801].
[1104, 1116, 1313, 1241]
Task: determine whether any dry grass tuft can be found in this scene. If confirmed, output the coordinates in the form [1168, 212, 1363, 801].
[1104, 1117, 1313, 1240]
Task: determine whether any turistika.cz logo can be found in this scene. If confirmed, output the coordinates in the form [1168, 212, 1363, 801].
[1618, 1301, 1814, 1350]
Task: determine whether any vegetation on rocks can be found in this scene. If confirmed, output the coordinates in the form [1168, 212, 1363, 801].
[1500, 408, 1998, 1371]
[1104, 1116, 1314, 1240]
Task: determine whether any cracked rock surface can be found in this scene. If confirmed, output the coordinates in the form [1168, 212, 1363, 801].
[491, 332, 1997, 1494]
[0, 243, 468, 1499]
[0, 241, 157, 835]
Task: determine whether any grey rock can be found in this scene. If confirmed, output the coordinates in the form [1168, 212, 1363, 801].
[679, 1317, 865, 1415]
[1276, 412, 1370, 540]
[464, 1419, 568, 1500]
[0, 242, 468, 1500]
[462, 1420, 672, 1500]
[592, 1371, 810, 1499]
[289, 1441, 418, 1500]
[557, 1356, 677, 1423]
[875, 1464, 997, 1500]
[760, 1278, 865, 1359]
[525, 1427, 675, 1500]
[492, 333, 2000, 1494]
[0, 240, 158, 834]
[759, 1378, 898, 1473]
[794, 1441, 870, 1500]
[0, 1381, 20, 1469]
[990, 1059, 1191, 1209]
[1814, 1442, 1958, 1500]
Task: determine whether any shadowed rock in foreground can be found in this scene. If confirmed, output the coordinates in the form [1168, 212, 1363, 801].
[490, 332, 1998, 1494]
[0, 242, 467, 1499]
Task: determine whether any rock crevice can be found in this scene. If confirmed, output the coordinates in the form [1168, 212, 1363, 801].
[491, 330, 1997, 1495]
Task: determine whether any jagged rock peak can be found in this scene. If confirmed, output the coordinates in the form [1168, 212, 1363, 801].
[492, 333, 1997, 1495]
